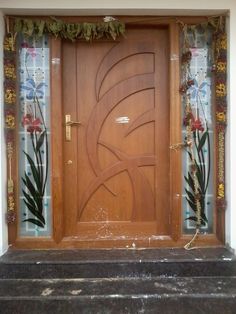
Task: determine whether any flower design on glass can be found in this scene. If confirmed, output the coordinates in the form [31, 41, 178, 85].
[191, 117, 204, 132]
[22, 113, 42, 133]
[21, 42, 37, 58]
[190, 48, 199, 57]
[188, 79, 209, 100]
[183, 112, 204, 132]
[21, 78, 47, 100]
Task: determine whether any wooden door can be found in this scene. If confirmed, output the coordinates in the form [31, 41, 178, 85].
[62, 27, 170, 246]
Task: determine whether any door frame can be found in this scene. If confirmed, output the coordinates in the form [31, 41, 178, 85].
[11, 16, 223, 248]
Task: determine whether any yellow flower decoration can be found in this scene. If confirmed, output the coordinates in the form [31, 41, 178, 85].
[8, 195, 15, 211]
[5, 114, 15, 129]
[5, 89, 16, 104]
[217, 62, 226, 73]
[219, 34, 227, 50]
[218, 183, 225, 199]
[216, 112, 226, 122]
[8, 179, 14, 194]
[4, 36, 15, 52]
[216, 83, 226, 97]
[4, 64, 16, 79]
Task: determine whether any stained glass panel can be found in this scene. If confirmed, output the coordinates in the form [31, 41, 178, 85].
[182, 28, 214, 234]
[18, 35, 51, 237]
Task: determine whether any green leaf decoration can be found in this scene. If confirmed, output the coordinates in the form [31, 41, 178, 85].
[14, 19, 23, 33]
[35, 20, 46, 38]
[22, 20, 34, 37]
[13, 17, 126, 42]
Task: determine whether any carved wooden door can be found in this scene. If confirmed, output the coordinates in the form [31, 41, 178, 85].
[62, 28, 170, 246]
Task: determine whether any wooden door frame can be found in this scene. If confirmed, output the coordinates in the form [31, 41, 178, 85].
[12, 17, 223, 248]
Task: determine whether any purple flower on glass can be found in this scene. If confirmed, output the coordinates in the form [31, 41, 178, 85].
[21, 78, 47, 100]
[188, 79, 209, 100]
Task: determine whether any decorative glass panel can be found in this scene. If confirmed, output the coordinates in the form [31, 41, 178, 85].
[182, 28, 214, 234]
[18, 35, 51, 237]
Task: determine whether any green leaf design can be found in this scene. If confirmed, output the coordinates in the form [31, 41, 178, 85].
[195, 162, 205, 193]
[36, 131, 45, 152]
[22, 104, 48, 228]
[23, 198, 45, 224]
[198, 131, 208, 152]
[184, 129, 210, 227]
[23, 173, 43, 214]
[186, 198, 197, 212]
[23, 218, 44, 228]
[22, 189, 37, 208]
[23, 151, 42, 193]
[185, 216, 206, 226]
[22, 164, 45, 227]
[187, 151, 193, 161]
[200, 211, 208, 222]
[184, 173, 195, 192]
[185, 189, 195, 205]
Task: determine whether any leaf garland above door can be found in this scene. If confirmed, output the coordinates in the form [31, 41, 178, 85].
[6, 16, 126, 41]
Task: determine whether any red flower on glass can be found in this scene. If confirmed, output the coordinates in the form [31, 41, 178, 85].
[191, 118, 204, 132]
[22, 114, 42, 133]
[183, 113, 204, 132]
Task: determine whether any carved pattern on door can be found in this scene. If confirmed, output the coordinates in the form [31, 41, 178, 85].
[78, 41, 156, 222]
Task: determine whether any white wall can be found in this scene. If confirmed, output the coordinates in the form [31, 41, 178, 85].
[0, 0, 236, 254]
[0, 11, 8, 256]
[0, 0, 231, 15]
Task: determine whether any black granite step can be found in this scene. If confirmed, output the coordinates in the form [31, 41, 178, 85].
[1, 276, 236, 297]
[0, 277, 236, 313]
[0, 248, 235, 313]
[0, 248, 236, 279]
[1, 297, 236, 314]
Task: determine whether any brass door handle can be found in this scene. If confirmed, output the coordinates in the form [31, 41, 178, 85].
[65, 114, 81, 141]
[65, 121, 81, 126]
